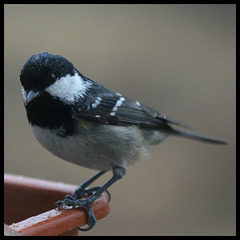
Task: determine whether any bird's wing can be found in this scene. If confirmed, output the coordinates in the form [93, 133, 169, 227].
[75, 80, 190, 129]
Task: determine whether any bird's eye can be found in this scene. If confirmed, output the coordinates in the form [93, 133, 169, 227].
[50, 73, 57, 81]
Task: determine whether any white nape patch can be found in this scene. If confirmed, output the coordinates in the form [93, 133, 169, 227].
[91, 97, 102, 109]
[46, 71, 92, 104]
[110, 97, 125, 116]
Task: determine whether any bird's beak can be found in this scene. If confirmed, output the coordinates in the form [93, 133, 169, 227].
[25, 90, 40, 105]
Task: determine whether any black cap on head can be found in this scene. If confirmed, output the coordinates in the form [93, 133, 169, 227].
[20, 52, 74, 91]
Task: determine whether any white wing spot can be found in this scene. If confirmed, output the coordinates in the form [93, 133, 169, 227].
[110, 97, 125, 116]
[91, 97, 102, 109]
[136, 101, 141, 106]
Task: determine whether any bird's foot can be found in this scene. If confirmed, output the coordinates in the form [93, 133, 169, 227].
[54, 186, 111, 231]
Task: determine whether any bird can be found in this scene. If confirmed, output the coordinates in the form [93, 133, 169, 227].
[19, 52, 227, 231]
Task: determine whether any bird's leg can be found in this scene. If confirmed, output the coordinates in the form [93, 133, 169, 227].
[54, 167, 126, 231]
[54, 170, 108, 206]
[72, 170, 109, 199]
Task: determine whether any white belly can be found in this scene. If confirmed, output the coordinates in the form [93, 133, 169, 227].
[31, 125, 114, 171]
[31, 124, 148, 171]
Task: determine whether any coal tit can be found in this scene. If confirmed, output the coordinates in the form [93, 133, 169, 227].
[20, 52, 227, 231]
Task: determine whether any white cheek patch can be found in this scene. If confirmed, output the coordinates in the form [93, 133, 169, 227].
[21, 87, 27, 105]
[46, 71, 92, 104]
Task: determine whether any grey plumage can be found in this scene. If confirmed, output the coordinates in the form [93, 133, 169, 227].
[19, 52, 227, 231]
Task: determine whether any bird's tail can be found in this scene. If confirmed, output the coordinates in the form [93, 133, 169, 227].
[168, 127, 227, 145]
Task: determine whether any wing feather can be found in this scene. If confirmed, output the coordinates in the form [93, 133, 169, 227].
[75, 79, 190, 129]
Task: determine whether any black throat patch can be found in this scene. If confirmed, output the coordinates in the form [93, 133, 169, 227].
[25, 92, 76, 137]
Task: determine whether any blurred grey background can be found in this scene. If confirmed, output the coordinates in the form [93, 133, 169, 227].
[4, 4, 235, 235]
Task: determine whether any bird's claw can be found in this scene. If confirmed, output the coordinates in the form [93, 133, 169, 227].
[54, 195, 96, 231]
[54, 186, 111, 231]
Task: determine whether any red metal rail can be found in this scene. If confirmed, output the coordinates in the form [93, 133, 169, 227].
[4, 173, 110, 236]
